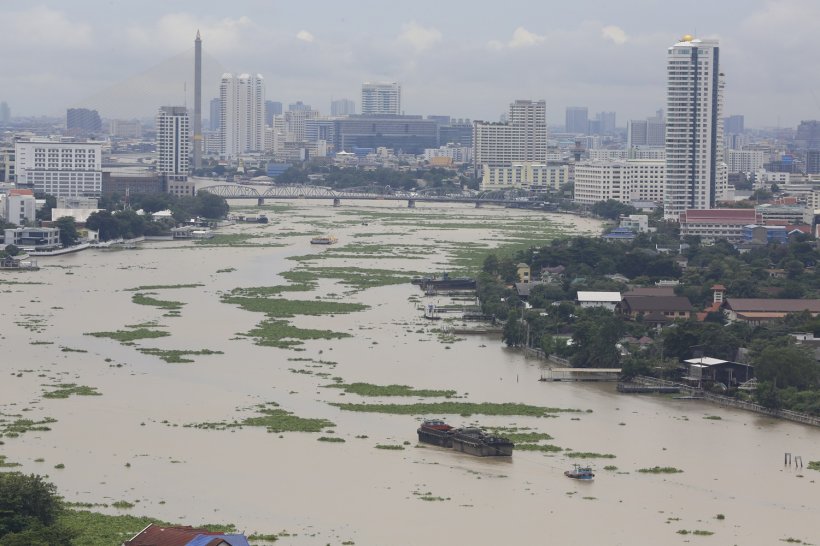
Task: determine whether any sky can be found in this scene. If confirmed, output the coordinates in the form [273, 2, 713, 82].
[2, 0, 820, 128]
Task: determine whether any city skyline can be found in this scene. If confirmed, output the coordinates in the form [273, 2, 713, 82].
[1, 0, 819, 127]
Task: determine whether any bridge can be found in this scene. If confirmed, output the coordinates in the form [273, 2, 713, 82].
[199, 184, 545, 208]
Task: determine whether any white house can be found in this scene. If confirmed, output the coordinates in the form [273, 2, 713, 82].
[576, 291, 622, 311]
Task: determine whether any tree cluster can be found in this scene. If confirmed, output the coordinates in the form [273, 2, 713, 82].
[0, 473, 75, 545]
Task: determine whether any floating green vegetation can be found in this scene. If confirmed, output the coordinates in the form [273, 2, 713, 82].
[216, 267, 236, 273]
[375, 444, 405, 450]
[42, 384, 102, 399]
[59, 510, 243, 546]
[137, 348, 223, 363]
[54, 463, 65, 469]
[222, 294, 366, 317]
[30, 341, 54, 345]
[194, 233, 266, 246]
[516, 443, 563, 452]
[125, 283, 204, 291]
[188, 402, 334, 433]
[0, 280, 45, 285]
[414, 491, 449, 501]
[677, 529, 714, 536]
[86, 328, 171, 342]
[132, 292, 184, 310]
[0, 417, 57, 437]
[806, 461, 820, 471]
[566, 452, 616, 459]
[324, 383, 457, 398]
[637, 466, 683, 474]
[111, 500, 135, 509]
[486, 429, 553, 443]
[603, 465, 618, 471]
[0, 455, 21, 467]
[331, 402, 580, 417]
[60, 347, 88, 353]
[240, 318, 351, 348]
[305, 267, 424, 290]
[703, 415, 722, 420]
[317, 436, 345, 443]
[14, 314, 48, 333]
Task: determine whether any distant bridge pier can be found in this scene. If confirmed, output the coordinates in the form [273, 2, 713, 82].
[408, 199, 416, 208]
[257, 198, 264, 206]
[475, 201, 482, 208]
[333, 198, 341, 207]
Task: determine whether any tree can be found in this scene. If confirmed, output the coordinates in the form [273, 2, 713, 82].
[753, 342, 819, 390]
[194, 192, 229, 219]
[53, 217, 78, 248]
[590, 199, 637, 220]
[0, 473, 75, 544]
[502, 315, 527, 347]
[34, 194, 56, 222]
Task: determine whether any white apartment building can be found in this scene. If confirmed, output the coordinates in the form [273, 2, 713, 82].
[627, 118, 665, 148]
[423, 144, 473, 164]
[156, 106, 190, 182]
[664, 36, 728, 220]
[284, 108, 320, 142]
[220, 73, 265, 159]
[588, 149, 628, 161]
[361, 82, 401, 115]
[14, 139, 102, 197]
[481, 163, 569, 191]
[574, 159, 665, 206]
[630, 146, 666, 160]
[474, 100, 547, 169]
[109, 119, 143, 139]
[725, 148, 766, 174]
[1, 190, 36, 225]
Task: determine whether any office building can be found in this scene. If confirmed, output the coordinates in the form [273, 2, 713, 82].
[678, 209, 761, 244]
[66, 108, 102, 135]
[219, 73, 265, 158]
[288, 101, 311, 112]
[14, 138, 102, 197]
[0, 146, 14, 183]
[361, 82, 401, 115]
[565, 106, 589, 134]
[627, 117, 666, 148]
[331, 99, 356, 116]
[481, 163, 569, 192]
[595, 112, 616, 134]
[725, 149, 766, 174]
[156, 106, 190, 182]
[109, 119, 142, 139]
[265, 100, 283, 125]
[724, 115, 744, 134]
[439, 119, 473, 147]
[795, 120, 820, 150]
[474, 100, 548, 169]
[806, 149, 820, 175]
[664, 35, 728, 220]
[333, 115, 437, 154]
[284, 107, 320, 142]
[574, 159, 666, 206]
[209, 98, 221, 131]
[0, 102, 10, 124]
[101, 172, 165, 197]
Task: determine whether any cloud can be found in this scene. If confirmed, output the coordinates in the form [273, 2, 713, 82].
[0, 6, 92, 48]
[488, 27, 545, 50]
[601, 25, 628, 45]
[296, 30, 315, 43]
[125, 13, 254, 54]
[397, 21, 442, 52]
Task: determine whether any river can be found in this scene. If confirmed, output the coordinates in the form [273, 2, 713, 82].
[0, 201, 817, 545]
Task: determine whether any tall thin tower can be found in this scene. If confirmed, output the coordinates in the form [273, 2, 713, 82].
[664, 35, 727, 220]
[193, 30, 202, 170]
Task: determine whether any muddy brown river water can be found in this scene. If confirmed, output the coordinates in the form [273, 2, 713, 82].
[1, 201, 817, 545]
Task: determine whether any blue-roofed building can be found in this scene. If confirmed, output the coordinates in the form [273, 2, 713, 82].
[741, 224, 788, 245]
[267, 162, 293, 178]
[602, 227, 636, 242]
[123, 523, 250, 546]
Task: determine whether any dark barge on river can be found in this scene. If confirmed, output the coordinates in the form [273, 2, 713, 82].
[417, 420, 514, 457]
[411, 274, 476, 291]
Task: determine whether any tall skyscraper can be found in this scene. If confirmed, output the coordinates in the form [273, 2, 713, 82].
[265, 101, 283, 126]
[192, 31, 203, 170]
[331, 99, 356, 116]
[565, 106, 588, 134]
[156, 106, 190, 182]
[474, 100, 548, 169]
[595, 111, 616, 134]
[209, 98, 220, 131]
[219, 73, 265, 159]
[66, 108, 102, 135]
[628, 114, 666, 148]
[723, 114, 744, 134]
[0, 101, 10, 124]
[664, 35, 727, 220]
[361, 82, 401, 115]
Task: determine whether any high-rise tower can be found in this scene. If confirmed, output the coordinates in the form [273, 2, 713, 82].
[219, 73, 265, 159]
[156, 106, 190, 182]
[664, 35, 727, 220]
[361, 82, 401, 115]
[193, 31, 202, 170]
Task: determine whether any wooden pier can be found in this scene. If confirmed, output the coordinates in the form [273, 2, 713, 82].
[617, 383, 680, 394]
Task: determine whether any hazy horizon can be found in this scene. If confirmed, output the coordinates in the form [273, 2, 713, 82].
[2, 0, 819, 127]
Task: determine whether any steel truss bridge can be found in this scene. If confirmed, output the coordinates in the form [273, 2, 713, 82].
[199, 184, 543, 208]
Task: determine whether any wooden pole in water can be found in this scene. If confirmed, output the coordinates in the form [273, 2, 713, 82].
[785, 452, 791, 465]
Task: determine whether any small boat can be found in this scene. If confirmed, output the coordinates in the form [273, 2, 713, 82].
[310, 235, 337, 245]
[423, 303, 441, 320]
[564, 464, 594, 480]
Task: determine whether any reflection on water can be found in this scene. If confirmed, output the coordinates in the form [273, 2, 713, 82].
[0, 202, 817, 545]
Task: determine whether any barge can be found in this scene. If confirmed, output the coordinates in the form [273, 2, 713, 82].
[417, 420, 513, 457]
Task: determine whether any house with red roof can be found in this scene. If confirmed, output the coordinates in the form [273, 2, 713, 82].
[122, 524, 250, 546]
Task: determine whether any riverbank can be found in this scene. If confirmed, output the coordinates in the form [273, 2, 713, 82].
[1, 201, 817, 546]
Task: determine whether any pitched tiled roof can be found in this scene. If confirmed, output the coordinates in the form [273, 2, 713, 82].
[621, 295, 693, 313]
[123, 524, 249, 546]
[725, 298, 820, 313]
